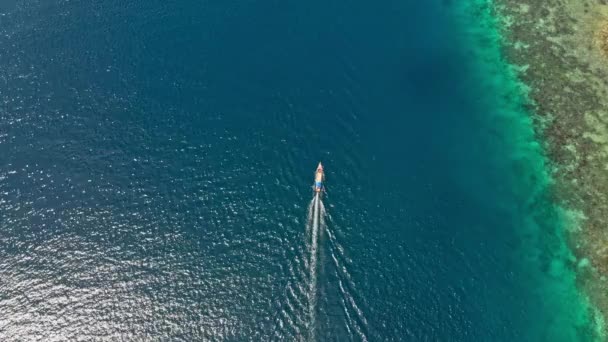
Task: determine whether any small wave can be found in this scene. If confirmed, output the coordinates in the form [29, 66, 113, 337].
[324, 210, 369, 341]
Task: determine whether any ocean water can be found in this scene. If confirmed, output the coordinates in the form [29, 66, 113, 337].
[0, 0, 596, 340]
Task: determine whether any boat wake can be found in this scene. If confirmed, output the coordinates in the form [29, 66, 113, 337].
[325, 216, 369, 341]
[305, 189, 368, 340]
[307, 192, 321, 338]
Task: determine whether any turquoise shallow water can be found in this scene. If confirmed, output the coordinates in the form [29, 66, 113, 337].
[0, 0, 596, 340]
[451, 1, 597, 340]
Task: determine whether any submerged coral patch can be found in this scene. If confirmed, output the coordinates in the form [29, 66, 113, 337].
[596, 22, 608, 57]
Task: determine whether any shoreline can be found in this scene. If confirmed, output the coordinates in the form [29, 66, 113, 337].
[491, 0, 608, 338]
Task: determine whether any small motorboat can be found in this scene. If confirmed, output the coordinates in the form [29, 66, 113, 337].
[313, 162, 324, 193]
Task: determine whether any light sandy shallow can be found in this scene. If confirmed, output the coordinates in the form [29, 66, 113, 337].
[495, 0, 608, 335]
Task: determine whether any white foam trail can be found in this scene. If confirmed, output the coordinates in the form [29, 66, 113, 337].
[308, 192, 320, 339]
[318, 199, 326, 237]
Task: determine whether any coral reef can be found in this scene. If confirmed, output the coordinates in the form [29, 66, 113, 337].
[596, 21, 608, 56]
[494, 0, 608, 332]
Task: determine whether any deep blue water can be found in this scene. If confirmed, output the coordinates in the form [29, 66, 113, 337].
[0, 0, 594, 340]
